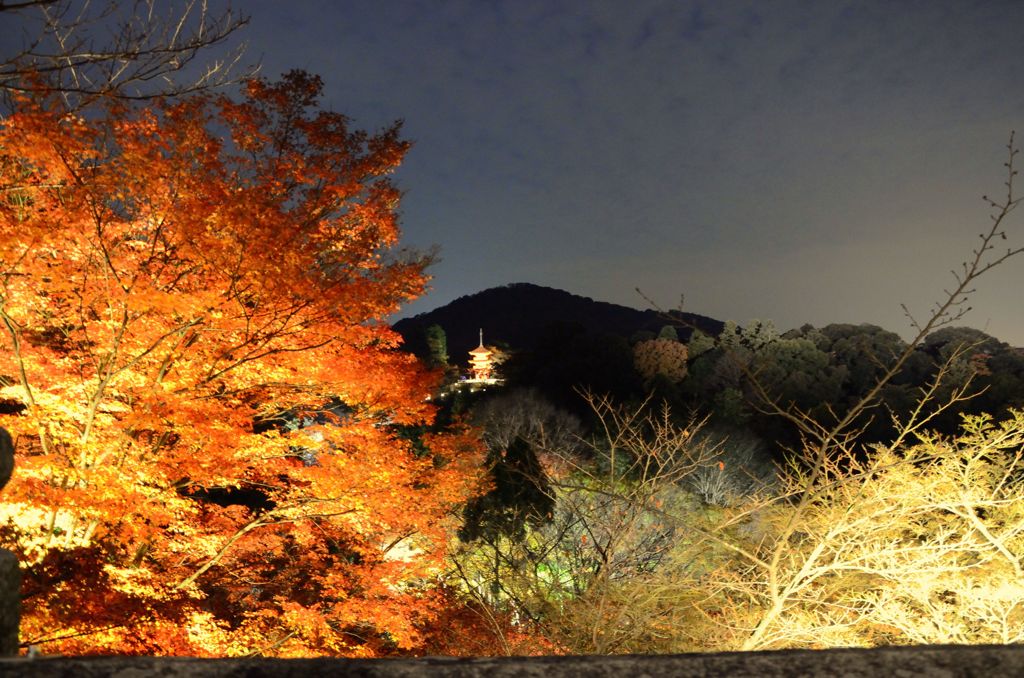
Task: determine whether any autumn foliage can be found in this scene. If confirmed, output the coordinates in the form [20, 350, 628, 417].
[0, 71, 483, 656]
[632, 338, 688, 384]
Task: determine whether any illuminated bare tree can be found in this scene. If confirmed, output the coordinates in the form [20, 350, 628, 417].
[455, 134, 1024, 653]
[451, 392, 716, 654]
[728, 133, 1023, 649]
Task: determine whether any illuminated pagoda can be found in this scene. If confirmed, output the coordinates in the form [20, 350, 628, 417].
[467, 329, 494, 381]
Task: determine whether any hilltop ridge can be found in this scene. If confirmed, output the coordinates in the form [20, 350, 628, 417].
[393, 282, 724, 363]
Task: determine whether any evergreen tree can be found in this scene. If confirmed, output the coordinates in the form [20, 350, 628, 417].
[459, 436, 554, 542]
[425, 323, 449, 368]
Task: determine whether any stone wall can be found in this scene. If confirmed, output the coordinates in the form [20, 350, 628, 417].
[0, 645, 1021, 677]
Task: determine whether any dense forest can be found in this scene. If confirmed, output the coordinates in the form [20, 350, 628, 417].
[400, 285, 1024, 458]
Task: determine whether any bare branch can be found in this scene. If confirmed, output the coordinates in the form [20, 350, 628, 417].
[1, 0, 255, 108]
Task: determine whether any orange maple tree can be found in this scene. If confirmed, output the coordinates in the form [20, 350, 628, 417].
[0, 71, 484, 656]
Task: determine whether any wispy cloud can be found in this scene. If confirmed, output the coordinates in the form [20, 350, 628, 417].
[242, 0, 1024, 341]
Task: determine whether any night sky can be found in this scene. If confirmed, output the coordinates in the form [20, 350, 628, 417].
[27, 2, 1024, 342]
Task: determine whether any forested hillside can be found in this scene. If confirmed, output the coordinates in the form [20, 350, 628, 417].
[400, 286, 1024, 453]
[393, 283, 724, 361]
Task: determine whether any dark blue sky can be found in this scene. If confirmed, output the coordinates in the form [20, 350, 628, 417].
[20, 1, 1024, 342]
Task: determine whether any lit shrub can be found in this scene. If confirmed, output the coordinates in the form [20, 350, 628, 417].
[633, 339, 688, 384]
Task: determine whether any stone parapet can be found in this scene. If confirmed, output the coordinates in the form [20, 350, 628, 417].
[0, 645, 1022, 677]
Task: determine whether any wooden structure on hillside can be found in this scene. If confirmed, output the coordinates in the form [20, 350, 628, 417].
[468, 329, 494, 381]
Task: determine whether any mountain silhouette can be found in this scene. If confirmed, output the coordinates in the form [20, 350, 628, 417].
[393, 283, 724, 364]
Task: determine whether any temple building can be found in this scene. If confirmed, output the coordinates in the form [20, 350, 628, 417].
[468, 329, 494, 381]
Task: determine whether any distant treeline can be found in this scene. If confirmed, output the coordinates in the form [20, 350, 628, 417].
[502, 319, 1024, 458]
[396, 283, 1024, 457]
